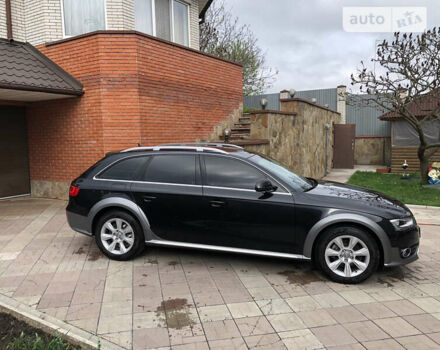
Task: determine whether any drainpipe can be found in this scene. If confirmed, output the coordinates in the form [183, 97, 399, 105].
[325, 124, 330, 174]
[5, 0, 13, 40]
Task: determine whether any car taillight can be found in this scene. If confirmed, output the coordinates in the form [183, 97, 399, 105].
[69, 185, 80, 197]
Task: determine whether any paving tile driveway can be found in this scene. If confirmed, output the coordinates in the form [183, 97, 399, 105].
[0, 197, 439, 350]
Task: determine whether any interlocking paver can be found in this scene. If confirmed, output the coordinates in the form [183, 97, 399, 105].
[198, 304, 232, 322]
[382, 299, 425, 316]
[203, 319, 241, 341]
[297, 309, 338, 328]
[326, 305, 367, 324]
[343, 320, 389, 342]
[279, 329, 322, 349]
[374, 317, 421, 338]
[2, 198, 440, 349]
[235, 316, 274, 336]
[245, 333, 286, 349]
[404, 313, 440, 333]
[256, 299, 292, 315]
[311, 324, 357, 347]
[362, 338, 405, 349]
[395, 334, 440, 349]
[228, 302, 262, 318]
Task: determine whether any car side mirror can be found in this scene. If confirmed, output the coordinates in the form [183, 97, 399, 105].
[255, 179, 277, 193]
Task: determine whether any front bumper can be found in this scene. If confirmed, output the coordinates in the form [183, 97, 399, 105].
[66, 210, 92, 236]
[384, 225, 420, 267]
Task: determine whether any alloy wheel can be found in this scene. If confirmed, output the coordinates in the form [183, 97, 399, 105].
[100, 218, 135, 255]
[324, 235, 370, 278]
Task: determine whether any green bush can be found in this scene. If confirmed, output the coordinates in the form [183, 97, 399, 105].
[7, 333, 78, 350]
[243, 107, 259, 113]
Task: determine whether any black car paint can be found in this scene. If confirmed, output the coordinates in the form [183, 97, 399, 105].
[66, 150, 419, 258]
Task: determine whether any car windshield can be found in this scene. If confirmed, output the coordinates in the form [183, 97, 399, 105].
[251, 154, 314, 192]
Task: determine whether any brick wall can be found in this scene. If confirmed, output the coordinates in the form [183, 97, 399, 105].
[27, 32, 242, 196]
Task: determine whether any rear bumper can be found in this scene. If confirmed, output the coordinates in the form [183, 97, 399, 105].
[66, 210, 92, 236]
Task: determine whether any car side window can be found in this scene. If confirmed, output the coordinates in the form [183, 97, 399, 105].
[143, 155, 196, 185]
[97, 156, 148, 180]
[204, 156, 267, 190]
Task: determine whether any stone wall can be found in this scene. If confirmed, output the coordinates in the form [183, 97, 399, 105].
[355, 137, 391, 166]
[247, 99, 341, 179]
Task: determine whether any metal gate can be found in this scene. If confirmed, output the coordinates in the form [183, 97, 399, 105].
[0, 106, 30, 198]
[333, 124, 356, 169]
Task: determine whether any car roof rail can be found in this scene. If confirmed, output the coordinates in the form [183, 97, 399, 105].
[121, 145, 229, 154]
[162, 142, 244, 150]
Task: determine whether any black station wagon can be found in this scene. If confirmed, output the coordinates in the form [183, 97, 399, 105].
[66, 143, 420, 283]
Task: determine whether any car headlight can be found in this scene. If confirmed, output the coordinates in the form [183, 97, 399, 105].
[390, 217, 414, 230]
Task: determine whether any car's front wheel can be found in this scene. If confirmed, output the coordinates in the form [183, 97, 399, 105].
[95, 210, 145, 260]
[316, 226, 380, 284]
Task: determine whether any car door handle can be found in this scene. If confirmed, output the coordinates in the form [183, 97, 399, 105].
[142, 195, 157, 202]
[210, 200, 225, 208]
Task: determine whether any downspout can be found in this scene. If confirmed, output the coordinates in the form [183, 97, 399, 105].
[325, 124, 330, 175]
[5, 0, 13, 40]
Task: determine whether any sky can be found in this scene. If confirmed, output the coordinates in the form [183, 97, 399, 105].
[222, 0, 440, 94]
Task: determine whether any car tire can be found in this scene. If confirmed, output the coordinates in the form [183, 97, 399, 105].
[95, 210, 145, 261]
[316, 225, 380, 284]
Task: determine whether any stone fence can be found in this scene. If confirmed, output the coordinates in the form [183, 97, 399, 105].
[244, 99, 341, 179]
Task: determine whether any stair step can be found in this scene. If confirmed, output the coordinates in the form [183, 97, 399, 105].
[231, 128, 250, 133]
[229, 133, 250, 138]
[239, 117, 251, 122]
[220, 135, 248, 140]
[234, 123, 251, 128]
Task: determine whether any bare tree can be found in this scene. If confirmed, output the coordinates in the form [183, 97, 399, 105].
[351, 28, 440, 182]
[200, 0, 277, 95]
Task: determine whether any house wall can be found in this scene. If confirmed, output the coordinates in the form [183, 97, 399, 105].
[247, 100, 341, 179]
[2, 0, 200, 49]
[27, 32, 242, 199]
[355, 136, 391, 166]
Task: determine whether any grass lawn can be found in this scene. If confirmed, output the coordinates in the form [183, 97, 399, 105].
[347, 171, 440, 207]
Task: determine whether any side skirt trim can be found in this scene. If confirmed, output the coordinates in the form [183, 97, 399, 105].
[146, 239, 310, 260]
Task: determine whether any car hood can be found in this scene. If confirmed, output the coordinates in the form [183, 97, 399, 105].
[302, 180, 412, 219]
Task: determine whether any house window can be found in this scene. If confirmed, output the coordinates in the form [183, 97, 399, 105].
[172, 0, 189, 46]
[134, 0, 154, 35]
[135, 0, 190, 46]
[62, 0, 106, 37]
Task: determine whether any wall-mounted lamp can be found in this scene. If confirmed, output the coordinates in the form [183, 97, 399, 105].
[324, 104, 329, 108]
[289, 89, 296, 98]
[223, 128, 231, 143]
[260, 98, 268, 110]
[311, 98, 317, 103]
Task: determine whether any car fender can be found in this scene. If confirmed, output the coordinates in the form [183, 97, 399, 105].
[88, 197, 153, 241]
[302, 212, 392, 263]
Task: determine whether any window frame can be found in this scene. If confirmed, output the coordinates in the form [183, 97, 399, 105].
[134, 0, 190, 46]
[200, 155, 289, 193]
[60, 0, 108, 38]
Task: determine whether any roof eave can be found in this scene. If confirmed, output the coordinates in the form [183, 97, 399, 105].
[0, 82, 84, 96]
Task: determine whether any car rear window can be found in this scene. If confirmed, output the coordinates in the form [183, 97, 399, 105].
[96, 156, 148, 181]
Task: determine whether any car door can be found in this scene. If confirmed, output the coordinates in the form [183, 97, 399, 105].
[130, 153, 204, 242]
[198, 155, 298, 254]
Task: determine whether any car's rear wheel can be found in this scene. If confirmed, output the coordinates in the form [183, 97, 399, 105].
[95, 210, 144, 260]
[316, 226, 380, 284]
